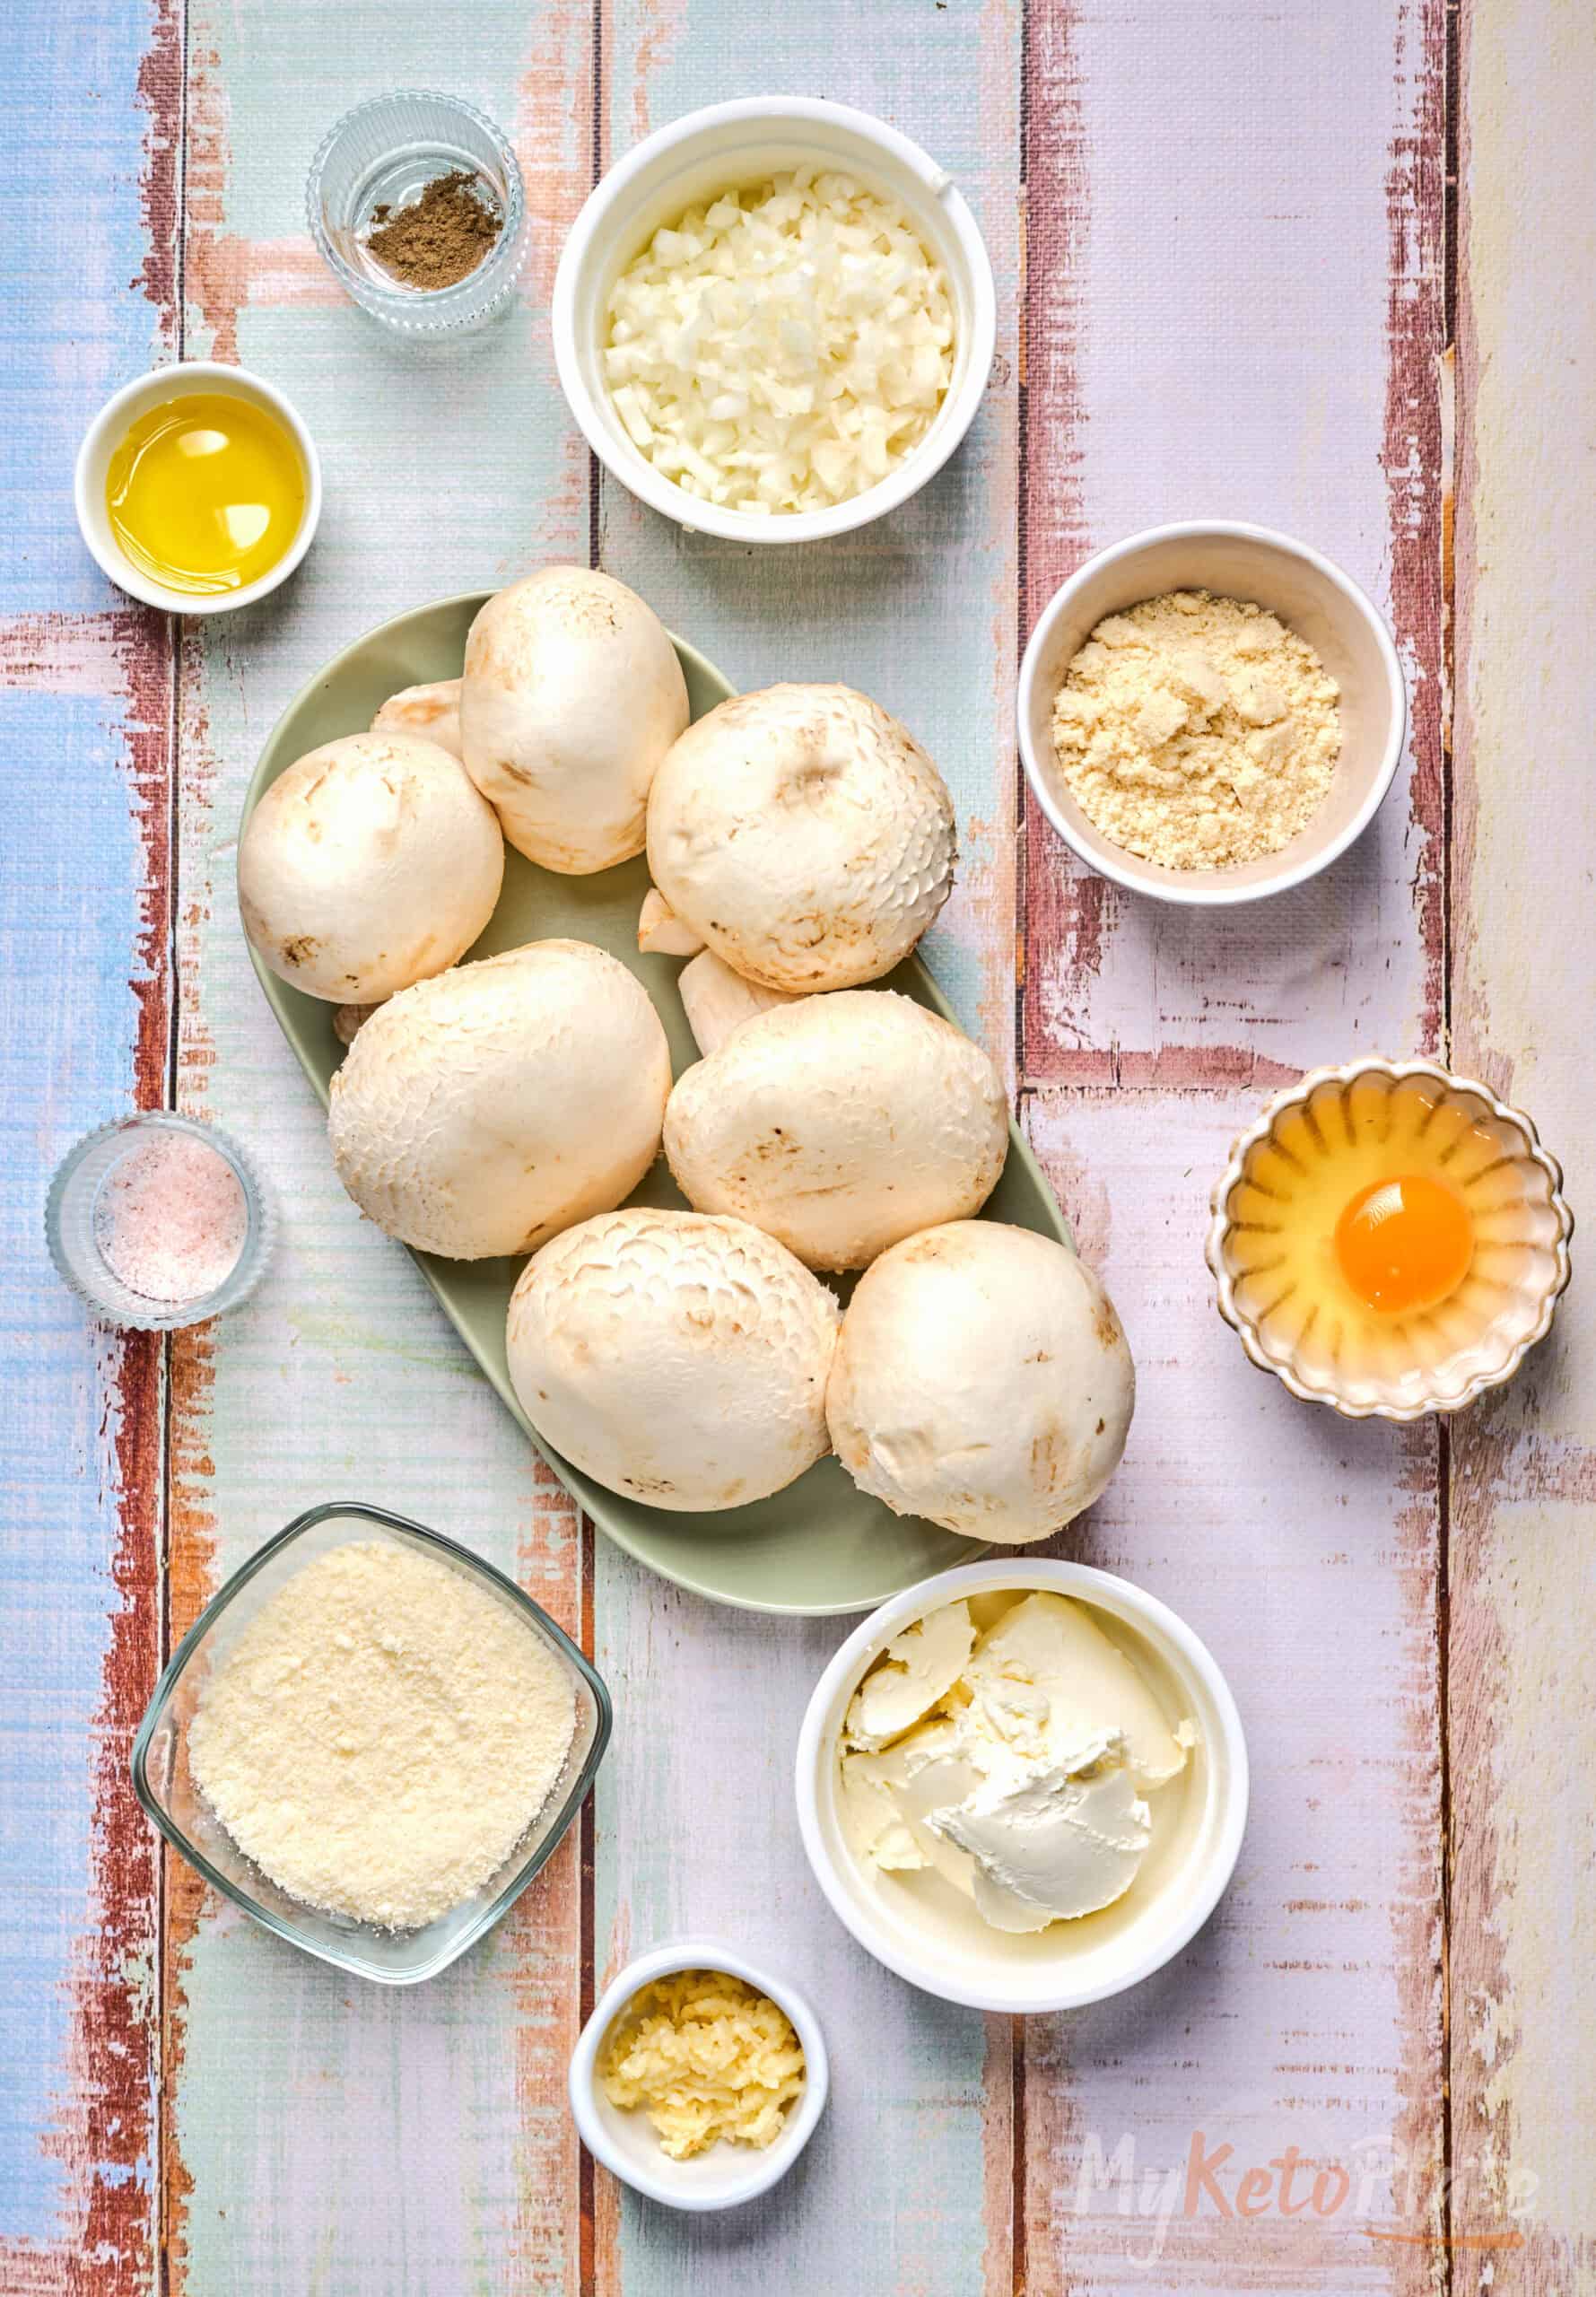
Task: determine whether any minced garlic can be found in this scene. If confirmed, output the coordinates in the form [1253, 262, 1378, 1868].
[1050, 589, 1340, 870]
[188, 1541, 577, 1930]
[598, 1969, 806, 2159]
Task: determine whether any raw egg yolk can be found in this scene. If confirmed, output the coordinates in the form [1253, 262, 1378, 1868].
[1334, 1174, 1474, 1314]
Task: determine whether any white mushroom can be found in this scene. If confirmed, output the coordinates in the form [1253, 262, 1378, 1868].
[665, 991, 1007, 1271]
[677, 950, 803, 1056]
[506, 1209, 840, 1511]
[371, 679, 463, 760]
[239, 732, 503, 1004]
[459, 567, 689, 873]
[327, 940, 670, 1260]
[645, 684, 956, 991]
[826, 1221, 1135, 1541]
[637, 887, 705, 956]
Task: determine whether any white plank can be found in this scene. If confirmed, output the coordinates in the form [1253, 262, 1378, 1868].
[1448, 0, 1596, 2280]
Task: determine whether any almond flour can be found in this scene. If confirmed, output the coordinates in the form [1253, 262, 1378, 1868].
[1050, 589, 1340, 871]
[188, 1541, 577, 1929]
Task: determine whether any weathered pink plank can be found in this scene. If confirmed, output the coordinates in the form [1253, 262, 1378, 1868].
[1017, 0, 1096, 1100]
[1016, 0, 1449, 2284]
[1019, 1088, 1443, 2289]
[1020, 0, 1443, 1094]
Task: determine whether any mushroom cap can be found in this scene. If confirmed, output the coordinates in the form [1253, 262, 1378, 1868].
[327, 939, 670, 1260]
[665, 991, 1008, 1271]
[460, 567, 689, 874]
[826, 1221, 1135, 1541]
[239, 732, 503, 1003]
[506, 1209, 841, 1511]
[645, 684, 956, 992]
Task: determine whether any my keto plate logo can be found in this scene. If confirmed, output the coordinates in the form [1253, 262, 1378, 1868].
[1066, 2120, 1536, 2266]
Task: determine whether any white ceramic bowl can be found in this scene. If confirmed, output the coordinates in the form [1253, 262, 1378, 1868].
[1016, 521, 1406, 905]
[552, 97, 997, 545]
[74, 361, 322, 614]
[569, 1936, 830, 2210]
[796, 1560, 1248, 2013]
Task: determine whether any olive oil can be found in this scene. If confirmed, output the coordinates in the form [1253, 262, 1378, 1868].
[106, 391, 305, 596]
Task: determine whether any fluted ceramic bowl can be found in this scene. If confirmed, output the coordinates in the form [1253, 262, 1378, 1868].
[1207, 1059, 1573, 1419]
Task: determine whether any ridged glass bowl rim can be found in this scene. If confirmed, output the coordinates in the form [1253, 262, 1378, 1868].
[1205, 1057, 1574, 1420]
[305, 90, 528, 330]
[130, 1500, 612, 1983]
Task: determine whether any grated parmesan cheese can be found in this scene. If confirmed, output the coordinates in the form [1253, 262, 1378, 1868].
[598, 1969, 807, 2158]
[603, 170, 955, 514]
[188, 1541, 577, 1930]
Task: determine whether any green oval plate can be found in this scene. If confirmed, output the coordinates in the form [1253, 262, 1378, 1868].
[242, 593, 1074, 1614]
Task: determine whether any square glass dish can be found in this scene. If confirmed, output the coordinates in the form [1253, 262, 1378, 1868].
[131, 1501, 611, 1984]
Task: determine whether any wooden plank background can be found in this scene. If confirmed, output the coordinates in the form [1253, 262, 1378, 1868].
[2, 0, 1592, 2288]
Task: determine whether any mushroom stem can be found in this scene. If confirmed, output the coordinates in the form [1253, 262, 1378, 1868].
[637, 888, 706, 957]
[678, 950, 804, 1056]
[371, 679, 464, 760]
[333, 1001, 381, 1045]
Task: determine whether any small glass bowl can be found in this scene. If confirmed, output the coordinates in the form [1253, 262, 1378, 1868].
[132, 1503, 612, 1985]
[307, 91, 527, 335]
[44, 1112, 274, 1333]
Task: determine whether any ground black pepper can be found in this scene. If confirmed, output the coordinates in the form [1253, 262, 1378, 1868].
[364, 170, 501, 291]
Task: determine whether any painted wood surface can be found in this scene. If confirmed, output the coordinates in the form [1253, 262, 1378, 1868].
[2, 2, 1591, 2292]
[1448, 4, 1596, 2289]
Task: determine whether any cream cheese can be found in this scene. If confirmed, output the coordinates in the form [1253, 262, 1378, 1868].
[839, 1592, 1196, 1935]
[843, 1599, 975, 1751]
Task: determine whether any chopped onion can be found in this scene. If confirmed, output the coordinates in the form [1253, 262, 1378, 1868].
[603, 169, 956, 515]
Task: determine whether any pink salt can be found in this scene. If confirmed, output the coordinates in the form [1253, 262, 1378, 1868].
[94, 1131, 248, 1304]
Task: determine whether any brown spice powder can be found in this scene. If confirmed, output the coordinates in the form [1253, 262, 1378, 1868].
[365, 170, 501, 291]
